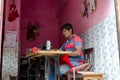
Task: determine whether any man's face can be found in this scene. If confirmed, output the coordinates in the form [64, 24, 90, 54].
[62, 28, 72, 38]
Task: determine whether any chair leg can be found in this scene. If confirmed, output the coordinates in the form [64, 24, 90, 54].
[67, 77, 71, 80]
[67, 73, 72, 80]
[60, 75, 67, 80]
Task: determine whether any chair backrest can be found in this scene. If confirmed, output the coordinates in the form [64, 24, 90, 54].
[83, 48, 94, 71]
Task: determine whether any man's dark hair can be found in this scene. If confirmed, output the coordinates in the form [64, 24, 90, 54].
[61, 23, 73, 33]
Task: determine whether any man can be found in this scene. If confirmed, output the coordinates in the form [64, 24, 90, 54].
[59, 23, 84, 75]
[50, 23, 84, 80]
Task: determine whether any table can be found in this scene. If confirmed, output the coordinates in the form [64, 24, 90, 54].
[26, 50, 72, 80]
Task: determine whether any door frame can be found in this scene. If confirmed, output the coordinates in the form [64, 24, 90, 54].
[115, 0, 120, 65]
[0, 0, 4, 79]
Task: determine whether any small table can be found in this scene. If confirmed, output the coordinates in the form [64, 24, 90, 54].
[26, 50, 72, 80]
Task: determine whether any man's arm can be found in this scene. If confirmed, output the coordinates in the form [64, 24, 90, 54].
[68, 46, 82, 56]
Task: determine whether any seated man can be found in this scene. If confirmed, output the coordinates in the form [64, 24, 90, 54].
[59, 23, 84, 75]
[50, 23, 84, 80]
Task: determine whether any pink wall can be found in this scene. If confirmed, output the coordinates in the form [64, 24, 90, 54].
[21, 0, 62, 55]
[20, 0, 115, 55]
[2, 0, 115, 56]
[58, 0, 115, 45]
[1, 0, 20, 77]
[5, 0, 20, 40]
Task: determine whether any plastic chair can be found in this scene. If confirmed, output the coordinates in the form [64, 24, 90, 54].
[67, 48, 94, 80]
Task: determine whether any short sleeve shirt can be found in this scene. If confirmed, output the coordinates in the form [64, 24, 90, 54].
[60, 34, 84, 64]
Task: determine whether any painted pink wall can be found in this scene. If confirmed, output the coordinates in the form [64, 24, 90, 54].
[21, 0, 62, 55]
[1, 0, 20, 76]
[2, 0, 115, 56]
[58, 0, 115, 45]
[5, 0, 20, 40]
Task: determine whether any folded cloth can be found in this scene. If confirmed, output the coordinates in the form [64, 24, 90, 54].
[60, 54, 74, 68]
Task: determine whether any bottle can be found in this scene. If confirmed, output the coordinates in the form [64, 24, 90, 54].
[46, 40, 51, 50]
